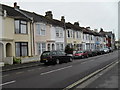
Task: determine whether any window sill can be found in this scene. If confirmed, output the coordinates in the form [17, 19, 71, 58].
[15, 33, 28, 35]
[36, 35, 46, 36]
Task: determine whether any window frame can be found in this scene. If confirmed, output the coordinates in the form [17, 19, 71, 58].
[37, 42, 46, 55]
[36, 23, 46, 36]
[15, 19, 28, 34]
[15, 42, 28, 57]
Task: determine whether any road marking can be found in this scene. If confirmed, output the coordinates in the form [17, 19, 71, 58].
[81, 62, 86, 64]
[38, 67, 44, 70]
[0, 80, 16, 86]
[16, 71, 24, 74]
[40, 65, 72, 75]
[47, 66, 52, 67]
[63, 60, 118, 89]
[28, 69, 35, 72]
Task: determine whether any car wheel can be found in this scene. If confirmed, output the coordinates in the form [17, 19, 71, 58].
[69, 57, 73, 62]
[81, 56, 84, 59]
[87, 55, 89, 58]
[44, 62, 49, 65]
[56, 59, 60, 64]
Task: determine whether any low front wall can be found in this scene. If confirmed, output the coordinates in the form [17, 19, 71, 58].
[4, 57, 13, 65]
[21, 56, 40, 64]
[0, 62, 4, 67]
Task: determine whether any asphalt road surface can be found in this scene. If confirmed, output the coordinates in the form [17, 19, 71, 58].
[1, 50, 119, 89]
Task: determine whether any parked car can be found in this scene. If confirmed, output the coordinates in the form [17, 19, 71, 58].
[40, 50, 73, 65]
[86, 50, 93, 57]
[103, 48, 110, 53]
[91, 50, 98, 56]
[73, 51, 89, 59]
[96, 49, 104, 55]
[99, 48, 105, 54]
[109, 47, 113, 52]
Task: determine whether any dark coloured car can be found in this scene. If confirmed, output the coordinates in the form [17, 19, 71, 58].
[40, 51, 73, 65]
[96, 49, 104, 55]
[91, 50, 98, 56]
[86, 50, 93, 57]
[73, 51, 89, 59]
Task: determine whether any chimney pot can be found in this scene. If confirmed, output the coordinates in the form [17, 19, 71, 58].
[14, 2, 20, 9]
[14, 2, 17, 8]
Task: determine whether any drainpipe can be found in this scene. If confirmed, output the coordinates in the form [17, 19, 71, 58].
[64, 23, 67, 49]
[31, 19, 35, 56]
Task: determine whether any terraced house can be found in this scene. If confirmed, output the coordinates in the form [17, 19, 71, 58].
[0, 4, 32, 64]
[82, 27, 95, 50]
[65, 22, 83, 50]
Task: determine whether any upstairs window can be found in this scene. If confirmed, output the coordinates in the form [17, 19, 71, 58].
[73, 31, 75, 38]
[60, 30, 63, 37]
[76, 31, 81, 39]
[56, 30, 59, 37]
[15, 20, 27, 34]
[36, 23, 46, 36]
[56, 28, 63, 38]
[67, 30, 70, 38]
[36, 24, 41, 35]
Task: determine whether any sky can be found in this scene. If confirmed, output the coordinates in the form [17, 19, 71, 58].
[0, 0, 119, 40]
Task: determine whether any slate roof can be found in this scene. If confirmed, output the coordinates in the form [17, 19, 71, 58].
[2, 4, 30, 21]
[65, 22, 82, 31]
[82, 27, 102, 36]
[21, 9, 65, 27]
[2, 4, 65, 27]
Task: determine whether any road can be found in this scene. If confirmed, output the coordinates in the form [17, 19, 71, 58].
[1, 50, 119, 89]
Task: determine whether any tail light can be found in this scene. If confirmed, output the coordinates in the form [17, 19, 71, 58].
[48, 56, 52, 59]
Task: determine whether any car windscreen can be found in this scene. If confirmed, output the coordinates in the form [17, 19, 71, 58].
[76, 51, 83, 54]
[50, 51, 57, 55]
[42, 52, 50, 56]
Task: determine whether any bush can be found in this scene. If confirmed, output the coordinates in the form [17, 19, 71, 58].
[65, 45, 74, 54]
[13, 57, 21, 64]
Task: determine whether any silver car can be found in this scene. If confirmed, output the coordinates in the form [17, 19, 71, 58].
[103, 48, 109, 53]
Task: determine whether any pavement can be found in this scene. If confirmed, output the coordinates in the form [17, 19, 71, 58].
[1, 61, 41, 72]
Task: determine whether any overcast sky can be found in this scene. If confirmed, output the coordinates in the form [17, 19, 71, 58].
[0, 0, 119, 40]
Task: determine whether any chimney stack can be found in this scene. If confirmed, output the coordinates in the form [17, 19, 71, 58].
[94, 29, 98, 32]
[74, 22, 79, 26]
[45, 11, 53, 19]
[100, 28, 104, 32]
[86, 27, 90, 30]
[61, 16, 65, 22]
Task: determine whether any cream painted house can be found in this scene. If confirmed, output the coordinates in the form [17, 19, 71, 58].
[0, 4, 32, 64]
[65, 22, 83, 50]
